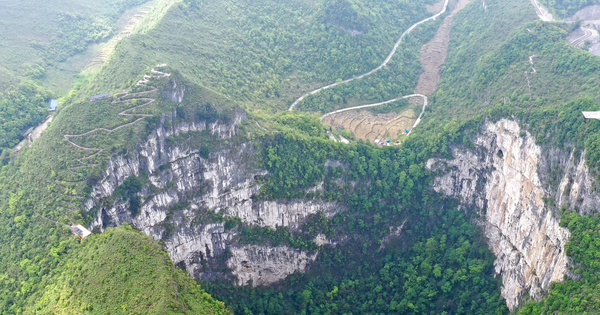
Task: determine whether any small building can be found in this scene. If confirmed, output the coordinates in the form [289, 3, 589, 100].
[89, 93, 111, 102]
[48, 100, 58, 111]
[71, 225, 92, 239]
[583, 111, 600, 120]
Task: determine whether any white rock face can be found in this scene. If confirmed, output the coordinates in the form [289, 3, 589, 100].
[229, 200, 340, 229]
[87, 113, 342, 286]
[555, 150, 600, 214]
[427, 119, 576, 310]
[227, 246, 317, 286]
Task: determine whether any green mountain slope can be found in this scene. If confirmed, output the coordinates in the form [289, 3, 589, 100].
[539, 0, 600, 17]
[420, 0, 600, 312]
[24, 224, 230, 315]
[5, 0, 600, 313]
[0, 0, 148, 83]
[0, 69, 236, 313]
[92, 0, 438, 111]
[0, 0, 464, 313]
[0, 0, 162, 154]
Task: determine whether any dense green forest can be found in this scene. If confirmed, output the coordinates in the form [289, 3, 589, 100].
[519, 213, 600, 314]
[204, 130, 507, 315]
[5, 0, 600, 313]
[0, 82, 52, 151]
[40, 13, 114, 63]
[24, 225, 230, 315]
[92, 0, 437, 111]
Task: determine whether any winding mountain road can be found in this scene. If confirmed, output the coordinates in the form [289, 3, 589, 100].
[571, 27, 594, 46]
[62, 66, 169, 184]
[288, 0, 449, 111]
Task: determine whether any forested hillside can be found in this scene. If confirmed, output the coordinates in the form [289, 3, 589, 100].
[24, 225, 230, 315]
[0, 0, 155, 153]
[423, 0, 600, 312]
[4, 0, 600, 313]
[92, 0, 438, 111]
[204, 132, 507, 314]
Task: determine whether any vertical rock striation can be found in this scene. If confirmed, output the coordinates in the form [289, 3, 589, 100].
[426, 119, 600, 310]
[227, 246, 318, 286]
[86, 113, 344, 286]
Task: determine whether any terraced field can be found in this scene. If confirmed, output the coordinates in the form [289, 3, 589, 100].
[323, 106, 416, 142]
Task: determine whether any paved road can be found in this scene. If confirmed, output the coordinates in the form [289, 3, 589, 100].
[571, 27, 594, 46]
[289, 0, 449, 111]
[14, 116, 53, 151]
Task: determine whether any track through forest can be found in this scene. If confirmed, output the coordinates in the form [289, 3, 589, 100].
[288, 0, 449, 112]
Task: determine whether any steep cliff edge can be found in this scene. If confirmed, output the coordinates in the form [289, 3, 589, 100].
[85, 111, 343, 287]
[427, 119, 600, 310]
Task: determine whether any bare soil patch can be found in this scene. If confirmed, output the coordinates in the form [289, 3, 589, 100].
[415, 0, 471, 96]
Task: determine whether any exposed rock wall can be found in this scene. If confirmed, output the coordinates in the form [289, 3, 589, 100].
[426, 119, 600, 310]
[547, 148, 600, 215]
[227, 246, 317, 286]
[87, 114, 343, 286]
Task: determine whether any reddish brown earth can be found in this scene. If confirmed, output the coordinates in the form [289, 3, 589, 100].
[415, 0, 472, 97]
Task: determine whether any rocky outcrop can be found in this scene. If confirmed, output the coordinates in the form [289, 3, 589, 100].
[548, 148, 600, 215]
[227, 246, 317, 286]
[87, 113, 343, 286]
[426, 119, 599, 310]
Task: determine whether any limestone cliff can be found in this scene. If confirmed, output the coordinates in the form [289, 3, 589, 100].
[86, 112, 343, 286]
[227, 246, 317, 286]
[427, 119, 600, 310]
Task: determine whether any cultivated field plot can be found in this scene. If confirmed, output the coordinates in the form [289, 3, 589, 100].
[323, 104, 418, 142]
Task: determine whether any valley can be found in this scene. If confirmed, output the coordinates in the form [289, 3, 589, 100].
[320, 0, 470, 142]
[3, 0, 600, 314]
